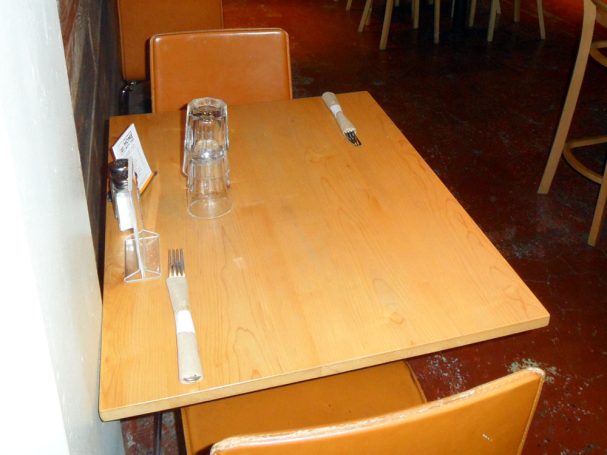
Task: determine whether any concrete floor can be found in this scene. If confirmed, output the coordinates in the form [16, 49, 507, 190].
[122, 0, 607, 453]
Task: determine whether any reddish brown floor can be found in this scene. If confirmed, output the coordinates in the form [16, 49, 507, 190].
[121, 0, 607, 453]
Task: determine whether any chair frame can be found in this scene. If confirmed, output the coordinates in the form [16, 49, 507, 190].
[467, 0, 544, 42]
[538, 0, 607, 245]
[488, 0, 545, 42]
[358, 0, 452, 48]
[208, 367, 545, 455]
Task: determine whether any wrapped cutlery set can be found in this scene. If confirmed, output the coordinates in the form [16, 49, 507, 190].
[166, 249, 203, 383]
[322, 91, 362, 146]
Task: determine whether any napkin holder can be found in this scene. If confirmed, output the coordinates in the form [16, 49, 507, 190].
[123, 173, 161, 283]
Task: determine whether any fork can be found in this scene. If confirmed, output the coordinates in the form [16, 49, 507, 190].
[166, 249, 203, 383]
[345, 130, 362, 147]
[322, 91, 362, 147]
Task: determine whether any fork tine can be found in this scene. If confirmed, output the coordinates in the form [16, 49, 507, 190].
[168, 248, 186, 276]
[168, 249, 176, 276]
[345, 130, 362, 147]
[169, 249, 172, 275]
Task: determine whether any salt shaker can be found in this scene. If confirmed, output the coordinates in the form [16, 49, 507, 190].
[109, 159, 133, 231]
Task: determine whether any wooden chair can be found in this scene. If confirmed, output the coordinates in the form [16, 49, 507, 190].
[347, 0, 400, 11]
[116, 0, 223, 112]
[358, 0, 455, 48]
[181, 362, 544, 454]
[468, 0, 545, 42]
[538, 0, 607, 246]
[149, 28, 292, 112]
[468, 0, 501, 28]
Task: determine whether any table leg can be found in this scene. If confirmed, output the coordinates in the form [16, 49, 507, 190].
[154, 412, 162, 455]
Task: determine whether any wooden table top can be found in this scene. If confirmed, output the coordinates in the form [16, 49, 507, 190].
[99, 92, 549, 421]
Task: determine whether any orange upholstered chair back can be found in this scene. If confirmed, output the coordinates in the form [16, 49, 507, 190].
[117, 0, 223, 82]
[210, 368, 545, 455]
[149, 28, 292, 112]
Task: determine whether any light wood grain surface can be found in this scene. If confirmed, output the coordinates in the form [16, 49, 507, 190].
[99, 92, 549, 421]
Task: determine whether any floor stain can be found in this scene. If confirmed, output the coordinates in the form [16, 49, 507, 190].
[508, 358, 558, 384]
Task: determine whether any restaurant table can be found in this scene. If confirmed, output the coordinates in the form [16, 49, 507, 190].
[99, 91, 549, 421]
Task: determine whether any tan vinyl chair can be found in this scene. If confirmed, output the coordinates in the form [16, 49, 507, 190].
[149, 28, 293, 113]
[538, 0, 607, 246]
[116, 0, 223, 111]
[181, 362, 544, 455]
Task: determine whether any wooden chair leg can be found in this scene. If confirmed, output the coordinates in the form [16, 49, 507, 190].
[413, 0, 420, 28]
[538, 0, 596, 193]
[434, 0, 441, 44]
[514, 0, 521, 22]
[537, 0, 546, 39]
[560, 136, 607, 246]
[590, 41, 607, 67]
[589, 168, 607, 246]
[497, 0, 502, 15]
[358, 0, 373, 31]
[468, 0, 477, 26]
[346, 0, 353, 11]
[487, 0, 499, 41]
[380, 0, 395, 49]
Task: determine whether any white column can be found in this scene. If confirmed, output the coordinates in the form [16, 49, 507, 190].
[0, 0, 123, 453]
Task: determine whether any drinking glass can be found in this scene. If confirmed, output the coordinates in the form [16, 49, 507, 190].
[183, 97, 229, 183]
[187, 155, 232, 219]
[183, 97, 232, 219]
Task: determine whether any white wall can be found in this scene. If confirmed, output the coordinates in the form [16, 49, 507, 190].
[0, 1, 123, 453]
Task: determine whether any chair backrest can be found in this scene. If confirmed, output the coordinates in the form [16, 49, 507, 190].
[149, 28, 292, 112]
[117, 0, 223, 81]
[210, 368, 545, 455]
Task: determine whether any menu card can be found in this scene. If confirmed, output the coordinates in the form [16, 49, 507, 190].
[112, 124, 154, 193]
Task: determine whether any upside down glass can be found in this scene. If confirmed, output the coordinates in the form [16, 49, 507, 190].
[183, 97, 230, 181]
[184, 98, 232, 219]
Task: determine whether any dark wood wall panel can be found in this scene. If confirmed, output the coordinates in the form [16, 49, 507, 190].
[57, 0, 122, 276]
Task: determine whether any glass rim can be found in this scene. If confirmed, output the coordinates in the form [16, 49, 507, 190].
[187, 97, 227, 109]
